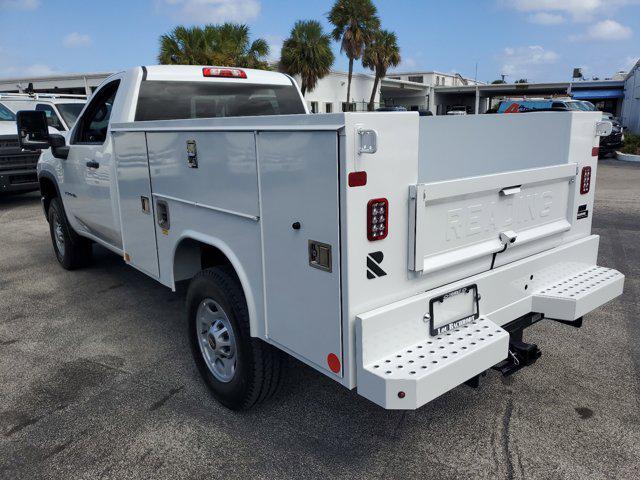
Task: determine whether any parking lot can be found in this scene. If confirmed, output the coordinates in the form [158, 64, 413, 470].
[0, 159, 638, 479]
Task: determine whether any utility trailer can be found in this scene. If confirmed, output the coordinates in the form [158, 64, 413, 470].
[18, 66, 624, 410]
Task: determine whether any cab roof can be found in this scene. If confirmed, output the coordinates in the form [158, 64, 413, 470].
[141, 65, 294, 86]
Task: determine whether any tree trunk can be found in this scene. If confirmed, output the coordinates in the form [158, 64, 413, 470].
[301, 83, 306, 96]
[368, 74, 380, 111]
[346, 57, 353, 109]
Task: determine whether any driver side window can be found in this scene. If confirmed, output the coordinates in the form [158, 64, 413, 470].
[74, 79, 120, 144]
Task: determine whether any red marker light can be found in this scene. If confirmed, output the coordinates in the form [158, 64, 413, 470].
[327, 353, 341, 373]
[348, 171, 367, 187]
[202, 67, 247, 79]
[591, 147, 599, 157]
[367, 198, 388, 241]
[580, 166, 592, 194]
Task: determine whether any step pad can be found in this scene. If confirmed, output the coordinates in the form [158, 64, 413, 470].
[532, 266, 624, 320]
[358, 317, 509, 409]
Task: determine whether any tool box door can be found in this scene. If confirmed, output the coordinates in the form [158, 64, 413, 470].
[114, 132, 160, 278]
[258, 131, 342, 374]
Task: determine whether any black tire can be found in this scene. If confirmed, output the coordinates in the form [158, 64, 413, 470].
[187, 267, 283, 410]
[47, 197, 93, 270]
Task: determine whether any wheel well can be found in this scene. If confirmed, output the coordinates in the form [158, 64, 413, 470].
[173, 238, 237, 284]
[39, 176, 57, 216]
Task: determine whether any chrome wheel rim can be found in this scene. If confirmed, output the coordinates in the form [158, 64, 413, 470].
[196, 298, 236, 383]
[52, 212, 65, 257]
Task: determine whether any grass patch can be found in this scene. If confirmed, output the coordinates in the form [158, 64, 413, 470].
[620, 133, 640, 155]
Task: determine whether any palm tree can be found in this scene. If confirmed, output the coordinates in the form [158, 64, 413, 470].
[362, 29, 400, 111]
[280, 20, 335, 96]
[158, 23, 270, 69]
[328, 0, 380, 108]
[158, 26, 208, 65]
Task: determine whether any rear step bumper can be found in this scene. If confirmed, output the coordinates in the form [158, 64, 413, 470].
[356, 259, 623, 410]
[358, 317, 509, 409]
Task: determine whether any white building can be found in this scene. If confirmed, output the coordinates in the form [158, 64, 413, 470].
[297, 70, 439, 113]
[621, 59, 640, 134]
[386, 71, 483, 87]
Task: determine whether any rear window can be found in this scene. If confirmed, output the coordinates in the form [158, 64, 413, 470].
[135, 81, 305, 121]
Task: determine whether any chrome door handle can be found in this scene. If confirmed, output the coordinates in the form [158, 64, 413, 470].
[500, 185, 521, 196]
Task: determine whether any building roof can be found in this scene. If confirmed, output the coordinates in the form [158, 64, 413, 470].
[435, 79, 624, 95]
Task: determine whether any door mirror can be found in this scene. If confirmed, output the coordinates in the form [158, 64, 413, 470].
[16, 110, 50, 150]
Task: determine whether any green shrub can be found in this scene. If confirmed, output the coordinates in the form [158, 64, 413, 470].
[620, 133, 640, 155]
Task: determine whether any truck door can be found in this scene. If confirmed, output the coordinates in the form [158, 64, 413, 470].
[63, 79, 122, 249]
[258, 131, 343, 375]
[113, 131, 160, 278]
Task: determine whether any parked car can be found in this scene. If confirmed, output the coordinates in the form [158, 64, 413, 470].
[0, 103, 40, 195]
[497, 99, 585, 113]
[17, 65, 623, 411]
[376, 106, 407, 112]
[0, 93, 86, 132]
[446, 105, 468, 115]
[578, 100, 597, 111]
[599, 112, 624, 157]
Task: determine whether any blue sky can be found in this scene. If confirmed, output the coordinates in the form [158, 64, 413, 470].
[0, 0, 638, 82]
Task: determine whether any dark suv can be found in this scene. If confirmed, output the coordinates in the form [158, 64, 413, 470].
[0, 104, 40, 195]
[599, 112, 623, 157]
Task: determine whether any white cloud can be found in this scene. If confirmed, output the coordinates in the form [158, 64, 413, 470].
[159, 0, 261, 23]
[63, 32, 92, 48]
[500, 45, 559, 78]
[504, 0, 640, 22]
[264, 34, 282, 62]
[0, 45, 57, 79]
[587, 19, 632, 40]
[528, 12, 565, 25]
[398, 57, 417, 70]
[21, 64, 58, 76]
[0, 0, 40, 10]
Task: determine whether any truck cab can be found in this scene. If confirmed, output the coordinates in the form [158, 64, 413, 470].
[0, 93, 86, 132]
[35, 66, 306, 248]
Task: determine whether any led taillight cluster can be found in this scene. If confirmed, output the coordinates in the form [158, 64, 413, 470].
[367, 198, 388, 241]
[580, 166, 592, 194]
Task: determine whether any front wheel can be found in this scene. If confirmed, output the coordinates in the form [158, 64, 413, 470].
[187, 267, 283, 410]
[48, 197, 92, 270]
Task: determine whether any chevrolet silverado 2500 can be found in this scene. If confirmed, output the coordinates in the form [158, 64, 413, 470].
[16, 65, 624, 410]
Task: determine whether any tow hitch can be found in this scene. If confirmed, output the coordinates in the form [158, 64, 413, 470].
[493, 313, 543, 377]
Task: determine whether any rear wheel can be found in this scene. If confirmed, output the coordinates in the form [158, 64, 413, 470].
[187, 267, 283, 410]
[48, 197, 92, 270]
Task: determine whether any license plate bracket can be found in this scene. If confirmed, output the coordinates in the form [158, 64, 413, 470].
[429, 284, 480, 336]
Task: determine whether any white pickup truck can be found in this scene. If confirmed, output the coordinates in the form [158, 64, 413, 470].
[17, 65, 624, 410]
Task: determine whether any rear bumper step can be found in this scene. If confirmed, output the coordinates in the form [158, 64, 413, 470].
[357, 317, 509, 409]
[356, 263, 624, 410]
[532, 266, 624, 321]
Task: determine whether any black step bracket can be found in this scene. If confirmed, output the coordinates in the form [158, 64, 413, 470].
[547, 316, 583, 329]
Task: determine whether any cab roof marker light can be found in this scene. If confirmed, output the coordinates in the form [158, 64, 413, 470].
[202, 67, 247, 79]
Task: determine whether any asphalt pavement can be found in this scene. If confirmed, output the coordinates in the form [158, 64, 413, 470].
[1, 159, 639, 479]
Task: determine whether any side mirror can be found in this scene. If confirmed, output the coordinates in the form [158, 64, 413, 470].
[17, 110, 50, 150]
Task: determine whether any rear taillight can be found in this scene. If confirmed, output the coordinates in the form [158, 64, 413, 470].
[202, 67, 247, 78]
[580, 166, 592, 194]
[367, 198, 388, 241]
[592, 147, 599, 157]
